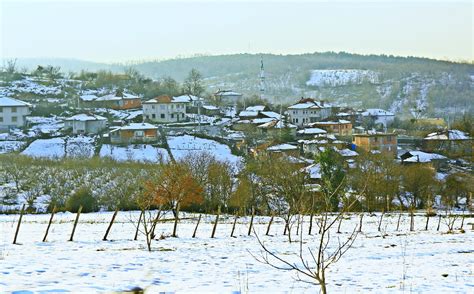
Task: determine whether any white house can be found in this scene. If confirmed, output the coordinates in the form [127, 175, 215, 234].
[360, 108, 394, 128]
[172, 94, 204, 107]
[143, 95, 187, 123]
[287, 98, 332, 127]
[214, 90, 243, 106]
[64, 114, 107, 134]
[0, 97, 31, 129]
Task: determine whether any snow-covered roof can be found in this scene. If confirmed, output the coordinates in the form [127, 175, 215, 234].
[302, 163, 321, 179]
[312, 120, 351, 125]
[260, 111, 281, 120]
[257, 120, 297, 129]
[202, 105, 219, 110]
[0, 97, 31, 107]
[239, 110, 259, 117]
[402, 151, 447, 163]
[424, 130, 471, 140]
[297, 128, 327, 135]
[251, 118, 275, 124]
[119, 123, 158, 130]
[96, 93, 140, 101]
[267, 143, 298, 152]
[215, 90, 242, 97]
[246, 105, 265, 112]
[65, 114, 107, 121]
[172, 94, 203, 103]
[145, 95, 188, 104]
[361, 108, 394, 117]
[288, 98, 329, 110]
[338, 148, 358, 157]
[79, 94, 98, 101]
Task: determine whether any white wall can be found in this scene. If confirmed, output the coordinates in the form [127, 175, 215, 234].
[0, 105, 30, 128]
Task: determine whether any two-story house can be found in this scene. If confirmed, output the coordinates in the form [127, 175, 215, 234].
[0, 97, 31, 129]
[143, 95, 187, 123]
[287, 98, 332, 127]
[352, 131, 398, 156]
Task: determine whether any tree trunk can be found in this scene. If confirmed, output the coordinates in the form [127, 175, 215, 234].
[172, 203, 180, 237]
[103, 208, 119, 241]
[378, 211, 384, 232]
[308, 212, 314, 235]
[13, 204, 25, 244]
[69, 205, 82, 242]
[358, 213, 363, 232]
[266, 215, 274, 236]
[396, 213, 402, 231]
[211, 208, 220, 238]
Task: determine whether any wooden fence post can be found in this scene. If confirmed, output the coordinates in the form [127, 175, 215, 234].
[358, 213, 363, 232]
[13, 204, 26, 245]
[409, 211, 415, 231]
[396, 213, 402, 231]
[69, 205, 83, 242]
[192, 214, 201, 238]
[266, 214, 274, 236]
[308, 213, 313, 235]
[211, 209, 220, 239]
[43, 206, 56, 242]
[337, 216, 343, 234]
[436, 215, 441, 231]
[103, 208, 119, 241]
[134, 210, 143, 241]
[425, 214, 430, 231]
[378, 211, 384, 232]
[230, 215, 238, 237]
[247, 207, 255, 236]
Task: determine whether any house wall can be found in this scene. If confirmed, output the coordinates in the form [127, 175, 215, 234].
[353, 134, 397, 156]
[0, 105, 30, 129]
[288, 108, 331, 126]
[143, 102, 187, 123]
[312, 122, 352, 136]
[119, 99, 142, 110]
[112, 129, 158, 144]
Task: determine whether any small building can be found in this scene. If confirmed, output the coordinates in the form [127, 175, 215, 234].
[287, 98, 332, 127]
[400, 150, 448, 170]
[266, 143, 299, 156]
[257, 120, 297, 138]
[352, 132, 398, 156]
[64, 114, 107, 134]
[360, 108, 394, 128]
[214, 90, 243, 106]
[110, 123, 159, 144]
[0, 97, 31, 129]
[309, 120, 352, 136]
[143, 95, 187, 123]
[296, 127, 327, 138]
[422, 130, 472, 158]
[88, 91, 142, 110]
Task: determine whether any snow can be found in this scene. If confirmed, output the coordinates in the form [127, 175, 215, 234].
[402, 151, 446, 163]
[7, 78, 62, 95]
[99, 144, 169, 163]
[246, 105, 266, 112]
[238, 110, 258, 117]
[260, 111, 282, 120]
[425, 130, 471, 140]
[119, 123, 158, 130]
[66, 114, 107, 122]
[267, 143, 298, 151]
[167, 135, 242, 166]
[21, 137, 65, 159]
[0, 141, 26, 154]
[0, 97, 31, 107]
[2, 212, 469, 292]
[338, 148, 358, 157]
[21, 136, 96, 159]
[362, 108, 394, 117]
[306, 69, 379, 87]
[297, 128, 327, 135]
[27, 116, 64, 135]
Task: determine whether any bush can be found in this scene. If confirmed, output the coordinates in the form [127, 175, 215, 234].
[66, 187, 98, 213]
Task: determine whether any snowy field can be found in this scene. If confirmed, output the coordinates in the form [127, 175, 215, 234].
[0, 141, 26, 154]
[22, 136, 95, 159]
[99, 144, 170, 163]
[0, 212, 472, 293]
[168, 135, 242, 166]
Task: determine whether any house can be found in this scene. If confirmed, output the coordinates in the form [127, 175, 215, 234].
[172, 94, 204, 107]
[110, 123, 159, 144]
[422, 130, 472, 158]
[287, 98, 332, 127]
[400, 150, 448, 170]
[309, 120, 352, 136]
[0, 97, 31, 129]
[360, 108, 394, 128]
[143, 95, 187, 123]
[352, 131, 398, 156]
[300, 134, 346, 155]
[64, 114, 107, 134]
[257, 120, 297, 138]
[214, 90, 243, 106]
[296, 127, 327, 138]
[266, 143, 299, 156]
[81, 91, 142, 110]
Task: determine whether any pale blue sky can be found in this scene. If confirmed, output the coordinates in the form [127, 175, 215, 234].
[1, 0, 472, 62]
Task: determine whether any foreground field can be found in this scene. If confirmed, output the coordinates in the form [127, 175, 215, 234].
[0, 211, 473, 293]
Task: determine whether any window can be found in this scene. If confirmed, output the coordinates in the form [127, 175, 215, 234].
[152, 114, 156, 119]
[0, 117, 3, 122]
[152, 105, 155, 109]
[160, 105, 165, 109]
[0, 107, 2, 112]
[12, 116, 17, 122]
[160, 114, 165, 119]
[135, 130, 144, 137]
[11, 107, 17, 113]
[182, 113, 184, 118]
[171, 114, 174, 118]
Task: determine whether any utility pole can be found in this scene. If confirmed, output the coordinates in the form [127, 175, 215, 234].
[259, 56, 265, 99]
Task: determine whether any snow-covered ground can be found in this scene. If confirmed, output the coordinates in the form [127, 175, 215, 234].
[0, 141, 26, 154]
[22, 136, 95, 159]
[27, 116, 64, 136]
[306, 69, 379, 87]
[0, 212, 472, 292]
[99, 144, 169, 163]
[168, 135, 242, 166]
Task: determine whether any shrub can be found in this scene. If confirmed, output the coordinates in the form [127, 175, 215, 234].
[66, 187, 98, 213]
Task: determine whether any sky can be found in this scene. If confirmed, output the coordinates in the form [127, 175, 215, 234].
[1, 0, 472, 63]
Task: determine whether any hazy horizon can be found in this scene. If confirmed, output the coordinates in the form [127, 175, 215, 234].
[1, 0, 473, 63]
